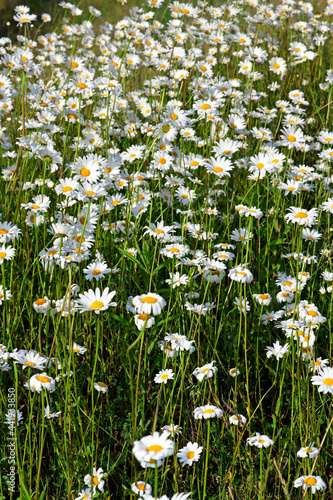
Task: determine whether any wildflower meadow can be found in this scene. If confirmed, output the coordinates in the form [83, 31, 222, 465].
[1, 0, 333, 498]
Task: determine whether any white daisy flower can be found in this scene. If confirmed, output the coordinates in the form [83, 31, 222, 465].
[177, 442, 203, 467]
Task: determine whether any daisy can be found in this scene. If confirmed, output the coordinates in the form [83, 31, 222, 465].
[134, 313, 155, 331]
[154, 369, 175, 384]
[311, 367, 333, 394]
[177, 442, 203, 467]
[206, 157, 234, 177]
[25, 373, 56, 393]
[321, 197, 333, 213]
[310, 357, 329, 373]
[160, 244, 190, 259]
[132, 293, 166, 316]
[229, 368, 240, 377]
[280, 126, 305, 148]
[84, 467, 105, 493]
[75, 288, 117, 314]
[68, 343, 87, 356]
[269, 57, 287, 75]
[74, 488, 95, 500]
[0, 285, 11, 305]
[234, 297, 250, 313]
[161, 424, 182, 436]
[12, 351, 48, 370]
[294, 476, 326, 493]
[246, 433, 274, 448]
[33, 297, 51, 314]
[83, 261, 111, 281]
[297, 444, 320, 458]
[193, 405, 223, 419]
[165, 272, 189, 288]
[21, 195, 50, 212]
[144, 221, 175, 239]
[131, 481, 152, 497]
[0, 245, 16, 264]
[302, 228, 322, 241]
[229, 414, 247, 426]
[0, 221, 21, 243]
[253, 293, 271, 306]
[265, 341, 289, 360]
[94, 382, 108, 393]
[175, 186, 196, 206]
[193, 361, 217, 382]
[44, 405, 61, 419]
[228, 266, 253, 283]
[132, 431, 175, 463]
[230, 228, 253, 244]
[73, 160, 101, 185]
[285, 207, 318, 226]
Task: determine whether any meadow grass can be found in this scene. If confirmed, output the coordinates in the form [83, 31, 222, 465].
[1, 0, 333, 499]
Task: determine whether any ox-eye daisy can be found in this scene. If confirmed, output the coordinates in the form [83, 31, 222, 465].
[75, 288, 117, 314]
[132, 293, 166, 316]
[294, 476, 326, 493]
[154, 369, 174, 384]
[132, 431, 175, 463]
[177, 442, 203, 467]
[311, 367, 333, 394]
[193, 405, 223, 419]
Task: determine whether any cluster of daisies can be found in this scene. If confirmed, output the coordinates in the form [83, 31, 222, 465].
[1, 0, 333, 497]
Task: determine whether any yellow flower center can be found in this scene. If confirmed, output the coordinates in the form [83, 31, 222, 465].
[259, 294, 268, 300]
[141, 296, 158, 303]
[36, 375, 50, 383]
[187, 451, 195, 458]
[35, 298, 47, 305]
[0, 228, 8, 234]
[295, 212, 307, 218]
[147, 444, 163, 452]
[25, 361, 35, 366]
[161, 374, 169, 380]
[62, 186, 72, 192]
[80, 168, 90, 177]
[304, 477, 317, 486]
[90, 301, 104, 310]
[92, 270, 101, 276]
[273, 63, 280, 69]
[77, 82, 87, 89]
[203, 409, 215, 413]
[170, 113, 178, 120]
[201, 103, 211, 109]
[287, 135, 296, 142]
[214, 167, 223, 172]
[323, 378, 333, 386]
